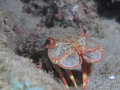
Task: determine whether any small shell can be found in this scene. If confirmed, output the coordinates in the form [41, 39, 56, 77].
[108, 75, 115, 80]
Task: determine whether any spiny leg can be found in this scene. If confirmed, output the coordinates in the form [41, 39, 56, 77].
[87, 63, 93, 76]
[81, 61, 88, 89]
[38, 58, 53, 71]
[53, 65, 69, 90]
[65, 69, 78, 89]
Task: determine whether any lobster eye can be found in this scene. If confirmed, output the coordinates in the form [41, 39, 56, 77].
[46, 39, 50, 44]
[46, 38, 55, 45]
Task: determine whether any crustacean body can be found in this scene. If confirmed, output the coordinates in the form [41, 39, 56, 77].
[45, 31, 103, 90]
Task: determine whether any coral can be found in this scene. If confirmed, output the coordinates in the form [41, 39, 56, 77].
[9, 77, 24, 90]
[24, 87, 44, 90]
[21, 0, 97, 28]
[9, 77, 44, 90]
[0, 34, 63, 90]
[0, 12, 17, 49]
[0, 17, 63, 89]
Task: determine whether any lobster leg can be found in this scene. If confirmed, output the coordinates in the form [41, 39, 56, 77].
[53, 65, 69, 90]
[65, 70, 78, 89]
[87, 63, 93, 76]
[37, 58, 53, 71]
[81, 61, 88, 89]
[43, 58, 53, 71]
